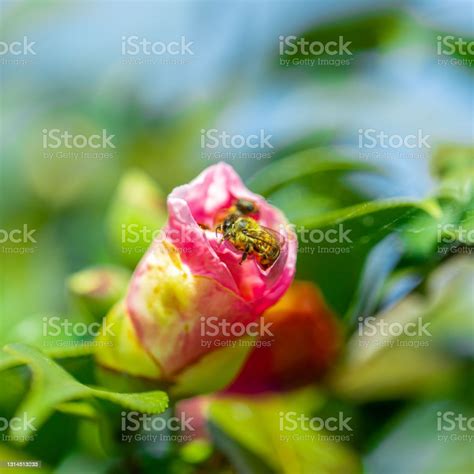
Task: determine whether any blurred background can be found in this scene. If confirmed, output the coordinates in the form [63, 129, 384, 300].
[0, 0, 473, 473]
[1, 0, 473, 327]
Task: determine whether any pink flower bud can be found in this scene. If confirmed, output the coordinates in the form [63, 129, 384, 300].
[127, 163, 297, 377]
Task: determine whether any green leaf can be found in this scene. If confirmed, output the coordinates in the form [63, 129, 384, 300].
[106, 169, 167, 266]
[4, 344, 91, 441]
[55, 402, 97, 419]
[297, 198, 441, 229]
[432, 145, 474, 202]
[365, 402, 474, 474]
[89, 388, 168, 414]
[2, 344, 168, 444]
[276, 10, 403, 75]
[330, 257, 473, 401]
[294, 198, 441, 317]
[457, 198, 474, 245]
[424, 256, 474, 357]
[350, 235, 402, 319]
[209, 389, 361, 474]
[209, 422, 274, 474]
[248, 147, 375, 197]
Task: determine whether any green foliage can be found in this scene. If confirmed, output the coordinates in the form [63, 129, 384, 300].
[277, 9, 404, 75]
[297, 198, 440, 317]
[209, 389, 361, 474]
[1, 344, 168, 445]
[365, 401, 474, 474]
[330, 257, 473, 401]
[106, 169, 167, 267]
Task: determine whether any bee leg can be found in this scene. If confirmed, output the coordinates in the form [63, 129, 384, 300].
[239, 245, 251, 265]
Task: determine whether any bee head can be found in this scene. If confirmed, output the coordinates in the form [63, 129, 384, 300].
[235, 199, 257, 215]
[222, 218, 234, 234]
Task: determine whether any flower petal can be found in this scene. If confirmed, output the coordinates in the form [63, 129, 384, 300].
[126, 240, 256, 376]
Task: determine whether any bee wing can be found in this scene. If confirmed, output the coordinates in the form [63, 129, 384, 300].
[242, 225, 286, 247]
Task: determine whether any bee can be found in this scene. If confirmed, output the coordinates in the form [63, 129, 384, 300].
[216, 214, 282, 270]
[233, 198, 259, 216]
[214, 198, 259, 227]
[214, 198, 258, 237]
